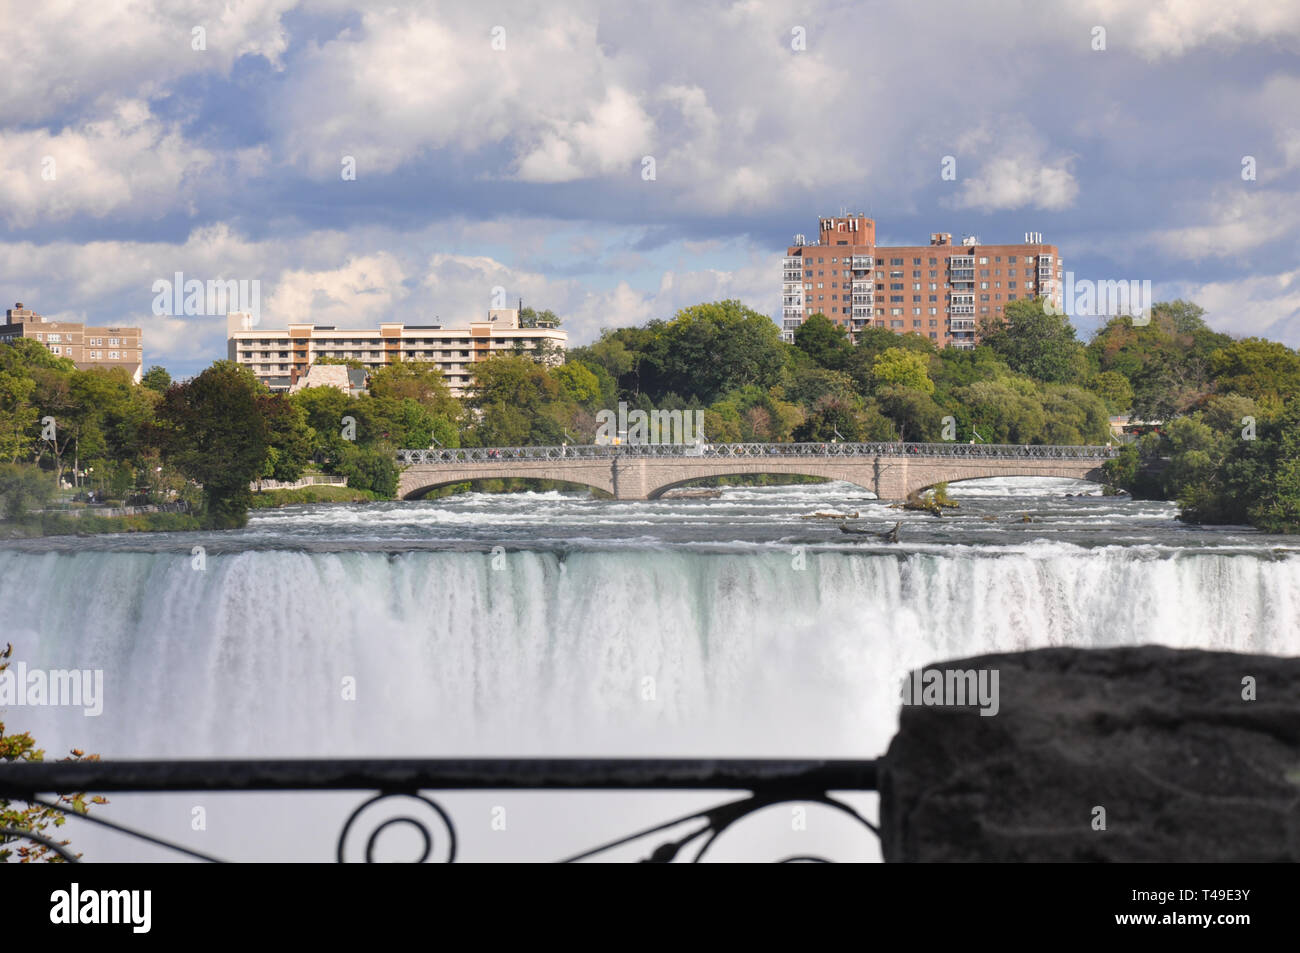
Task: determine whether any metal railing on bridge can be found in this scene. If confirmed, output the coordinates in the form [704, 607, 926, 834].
[396, 442, 1120, 465]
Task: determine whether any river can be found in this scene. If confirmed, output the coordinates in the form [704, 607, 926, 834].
[2, 478, 1296, 861]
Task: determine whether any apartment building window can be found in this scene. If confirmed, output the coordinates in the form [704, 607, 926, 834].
[913, 319, 921, 327]
[929, 319, 938, 327]
[980, 269, 990, 277]
[912, 283, 921, 291]
[912, 309, 921, 316]
[913, 258, 921, 265]
[890, 308, 903, 316]
[912, 270, 921, 278]
[1008, 294, 1018, 301]
[981, 282, 989, 289]
[978, 257, 988, 265]
[109, 338, 119, 346]
[890, 320, 904, 328]
[109, 351, 119, 359]
[929, 271, 937, 279]
[1009, 269, 1017, 277]
[816, 282, 824, 288]
[980, 295, 990, 302]
[929, 309, 937, 316]
[51, 346, 61, 355]
[929, 332, 938, 340]
[890, 295, 903, 303]
[912, 295, 921, 303]
[928, 258, 937, 265]
[890, 283, 902, 291]
[891, 258, 902, 265]
[48, 333, 61, 343]
[876, 283, 885, 291]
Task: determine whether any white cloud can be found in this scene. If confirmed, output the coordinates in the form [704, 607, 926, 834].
[1071, 0, 1300, 59]
[1176, 269, 1300, 344]
[1148, 190, 1300, 259]
[0, 0, 294, 123]
[0, 101, 215, 227]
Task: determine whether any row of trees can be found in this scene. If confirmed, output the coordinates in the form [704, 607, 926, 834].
[2, 294, 1298, 531]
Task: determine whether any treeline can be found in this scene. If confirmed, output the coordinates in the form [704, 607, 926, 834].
[2, 295, 1298, 531]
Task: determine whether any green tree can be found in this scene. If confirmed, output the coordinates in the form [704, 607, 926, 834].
[640, 301, 785, 403]
[141, 366, 171, 393]
[154, 362, 271, 528]
[872, 347, 935, 394]
[793, 313, 852, 370]
[1, 644, 107, 862]
[1209, 338, 1300, 406]
[980, 299, 1087, 384]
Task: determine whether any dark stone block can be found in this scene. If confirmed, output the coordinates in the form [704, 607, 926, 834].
[879, 646, 1300, 862]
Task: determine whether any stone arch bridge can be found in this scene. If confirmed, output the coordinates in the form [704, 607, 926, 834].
[396, 443, 1119, 501]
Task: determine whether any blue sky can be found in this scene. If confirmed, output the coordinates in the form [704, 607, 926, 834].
[3, 0, 1299, 377]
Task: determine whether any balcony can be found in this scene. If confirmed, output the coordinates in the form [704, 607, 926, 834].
[851, 256, 874, 270]
[783, 307, 804, 320]
[951, 340, 976, 351]
[950, 318, 976, 331]
[951, 304, 975, 315]
[949, 256, 975, 269]
[782, 257, 802, 268]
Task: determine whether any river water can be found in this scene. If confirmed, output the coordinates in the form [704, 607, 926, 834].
[2, 478, 1297, 861]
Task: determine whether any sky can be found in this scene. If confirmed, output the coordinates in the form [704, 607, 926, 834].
[3, 0, 1300, 377]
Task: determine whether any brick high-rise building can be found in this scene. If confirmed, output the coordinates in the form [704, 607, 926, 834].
[781, 215, 1063, 348]
[0, 303, 144, 381]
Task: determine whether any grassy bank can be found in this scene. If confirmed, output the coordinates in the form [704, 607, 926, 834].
[0, 511, 202, 538]
[248, 485, 380, 507]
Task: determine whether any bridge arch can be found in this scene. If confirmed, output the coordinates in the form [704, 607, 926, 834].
[906, 467, 1110, 499]
[401, 474, 616, 501]
[645, 469, 877, 500]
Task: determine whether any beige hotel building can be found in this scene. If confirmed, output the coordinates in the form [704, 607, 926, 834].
[227, 308, 567, 396]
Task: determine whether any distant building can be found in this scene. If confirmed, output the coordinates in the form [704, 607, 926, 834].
[287, 363, 370, 397]
[782, 215, 1064, 348]
[0, 303, 144, 382]
[227, 308, 566, 396]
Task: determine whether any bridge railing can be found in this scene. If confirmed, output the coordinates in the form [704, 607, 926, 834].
[396, 442, 1120, 465]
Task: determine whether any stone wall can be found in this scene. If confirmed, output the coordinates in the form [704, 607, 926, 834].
[878, 646, 1300, 862]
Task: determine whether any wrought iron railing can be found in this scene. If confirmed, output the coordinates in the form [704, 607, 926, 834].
[396, 442, 1119, 465]
[0, 758, 878, 863]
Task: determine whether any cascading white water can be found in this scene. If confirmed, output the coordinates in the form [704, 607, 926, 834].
[3, 544, 1294, 762]
[2, 481, 1297, 860]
